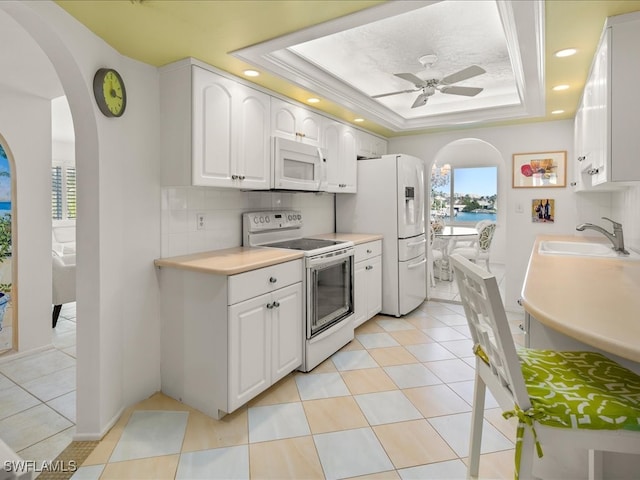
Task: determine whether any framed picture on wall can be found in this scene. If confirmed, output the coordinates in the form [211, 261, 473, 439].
[532, 198, 555, 223]
[512, 151, 566, 188]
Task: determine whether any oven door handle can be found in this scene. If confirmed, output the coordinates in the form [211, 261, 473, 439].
[306, 248, 354, 267]
[308, 314, 353, 344]
[407, 257, 427, 269]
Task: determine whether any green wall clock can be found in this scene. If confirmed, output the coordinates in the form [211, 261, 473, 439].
[93, 68, 127, 117]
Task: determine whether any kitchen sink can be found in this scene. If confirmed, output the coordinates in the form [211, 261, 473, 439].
[538, 240, 640, 259]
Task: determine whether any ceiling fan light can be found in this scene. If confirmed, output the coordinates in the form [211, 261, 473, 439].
[555, 48, 577, 58]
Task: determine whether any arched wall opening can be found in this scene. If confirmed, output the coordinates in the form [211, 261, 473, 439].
[1, 1, 103, 436]
[0, 136, 17, 354]
[427, 138, 507, 299]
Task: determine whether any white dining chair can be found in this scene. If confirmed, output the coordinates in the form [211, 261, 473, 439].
[450, 254, 640, 480]
[428, 225, 448, 285]
[450, 221, 496, 272]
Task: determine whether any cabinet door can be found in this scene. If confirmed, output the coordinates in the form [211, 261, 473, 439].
[324, 120, 357, 193]
[228, 293, 270, 412]
[353, 261, 368, 329]
[234, 84, 271, 189]
[192, 67, 235, 187]
[270, 283, 303, 382]
[366, 255, 383, 319]
[272, 98, 322, 146]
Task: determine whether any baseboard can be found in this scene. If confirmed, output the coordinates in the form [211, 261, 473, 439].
[72, 406, 125, 442]
[0, 343, 54, 365]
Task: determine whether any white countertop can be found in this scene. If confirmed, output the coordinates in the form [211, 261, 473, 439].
[521, 235, 640, 363]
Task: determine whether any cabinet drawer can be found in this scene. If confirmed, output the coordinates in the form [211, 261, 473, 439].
[398, 235, 426, 261]
[228, 259, 303, 305]
[355, 240, 382, 262]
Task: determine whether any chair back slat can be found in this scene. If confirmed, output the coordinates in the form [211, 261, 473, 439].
[450, 254, 531, 410]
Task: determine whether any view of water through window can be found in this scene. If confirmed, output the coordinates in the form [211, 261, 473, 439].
[431, 166, 497, 224]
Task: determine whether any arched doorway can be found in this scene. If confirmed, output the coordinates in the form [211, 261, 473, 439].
[428, 138, 506, 302]
[0, 137, 16, 354]
[0, 1, 102, 437]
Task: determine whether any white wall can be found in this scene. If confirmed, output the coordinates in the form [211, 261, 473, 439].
[389, 120, 577, 311]
[161, 188, 335, 257]
[0, 94, 53, 352]
[612, 185, 640, 252]
[1, 1, 162, 438]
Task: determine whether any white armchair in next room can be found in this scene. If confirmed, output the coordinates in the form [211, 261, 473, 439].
[52, 252, 76, 328]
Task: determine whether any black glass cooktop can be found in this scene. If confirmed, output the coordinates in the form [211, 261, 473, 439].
[266, 238, 346, 251]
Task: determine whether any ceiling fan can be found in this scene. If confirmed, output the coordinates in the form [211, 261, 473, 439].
[372, 54, 486, 108]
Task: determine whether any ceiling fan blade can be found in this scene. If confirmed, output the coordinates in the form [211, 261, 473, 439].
[439, 85, 483, 97]
[411, 93, 429, 109]
[372, 88, 419, 99]
[394, 73, 427, 87]
[441, 65, 486, 85]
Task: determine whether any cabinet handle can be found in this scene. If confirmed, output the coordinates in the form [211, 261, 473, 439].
[365, 265, 373, 270]
[273, 301, 280, 308]
[266, 302, 274, 309]
[570, 182, 577, 187]
[295, 132, 306, 138]
[339, 183, 346, 188]
[269, 277, 277, 284]
[586, 167, 599, 175]
[231, 174, 239, 180]
[239, 175, 246, 180]
[578, 156, 585, 162]
[366, 249, 372, 254]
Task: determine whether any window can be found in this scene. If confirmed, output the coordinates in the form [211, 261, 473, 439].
[431, 165, 497, 225]
[52, 164, 76, 220]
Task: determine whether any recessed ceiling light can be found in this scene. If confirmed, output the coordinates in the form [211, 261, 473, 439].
[552, 85, 570, 91]
[555, 48, 577, 58]
[354, 118, 364, 123]
[307, 98, 320, 104]
[551, 110, 565, 115]
[243, 69, 260, 77]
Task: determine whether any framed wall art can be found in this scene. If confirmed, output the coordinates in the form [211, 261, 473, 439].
[532, 198, 555, 223]
[512, 151, 566, 188]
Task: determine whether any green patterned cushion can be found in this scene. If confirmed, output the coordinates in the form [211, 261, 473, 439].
[518, 348, 640, 431]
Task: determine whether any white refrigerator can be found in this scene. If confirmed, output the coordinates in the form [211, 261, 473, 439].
[336, 154, 426, 317]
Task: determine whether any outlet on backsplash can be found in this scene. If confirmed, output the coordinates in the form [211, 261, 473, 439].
[196, 212, 206, 230]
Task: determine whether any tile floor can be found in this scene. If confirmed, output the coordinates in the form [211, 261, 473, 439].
[0, 303, 77, 472]
[0, 264, 525, 479]
[430, 262, 506, 303]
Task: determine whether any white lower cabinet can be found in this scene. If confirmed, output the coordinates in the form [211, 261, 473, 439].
[159, 259, 302, 419]
[228, 282, 302, 412]
[353, 240, 382, 328]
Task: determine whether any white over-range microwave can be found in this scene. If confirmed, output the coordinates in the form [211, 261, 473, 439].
[273, 136, 327, 192]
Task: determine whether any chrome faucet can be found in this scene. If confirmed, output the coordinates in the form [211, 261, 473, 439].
[576, 217, 629, 255]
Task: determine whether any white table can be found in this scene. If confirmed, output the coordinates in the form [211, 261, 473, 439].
[433, 226, 477, 280]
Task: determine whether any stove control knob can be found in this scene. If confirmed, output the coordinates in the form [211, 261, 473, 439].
[297, 214, 302, 220]
[265, 217, 270, 223]
[253, 217, 258, 224]
[259, 216, 264, 223]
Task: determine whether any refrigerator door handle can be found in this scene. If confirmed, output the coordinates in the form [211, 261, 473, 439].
[407, 258, 427, 269]
[407, 238, 426, 247]
[416, 163, 425, 232]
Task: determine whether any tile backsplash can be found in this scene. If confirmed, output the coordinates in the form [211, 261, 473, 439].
[161, 187, 336, 257]
[612, 184, 640, 253]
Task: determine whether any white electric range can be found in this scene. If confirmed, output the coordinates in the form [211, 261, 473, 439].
[243, 210, 355, 371]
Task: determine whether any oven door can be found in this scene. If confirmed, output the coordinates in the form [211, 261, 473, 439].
[306, 248, 354, 339]
[273, 136, 326, 191]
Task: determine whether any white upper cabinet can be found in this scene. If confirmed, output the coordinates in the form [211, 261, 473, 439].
[271, 98, 322, 147]
[356, 130, 388, 159]
[323, 119, 357, 193]
[160, 61, 270, 189]
[573, 12, 640, 190]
